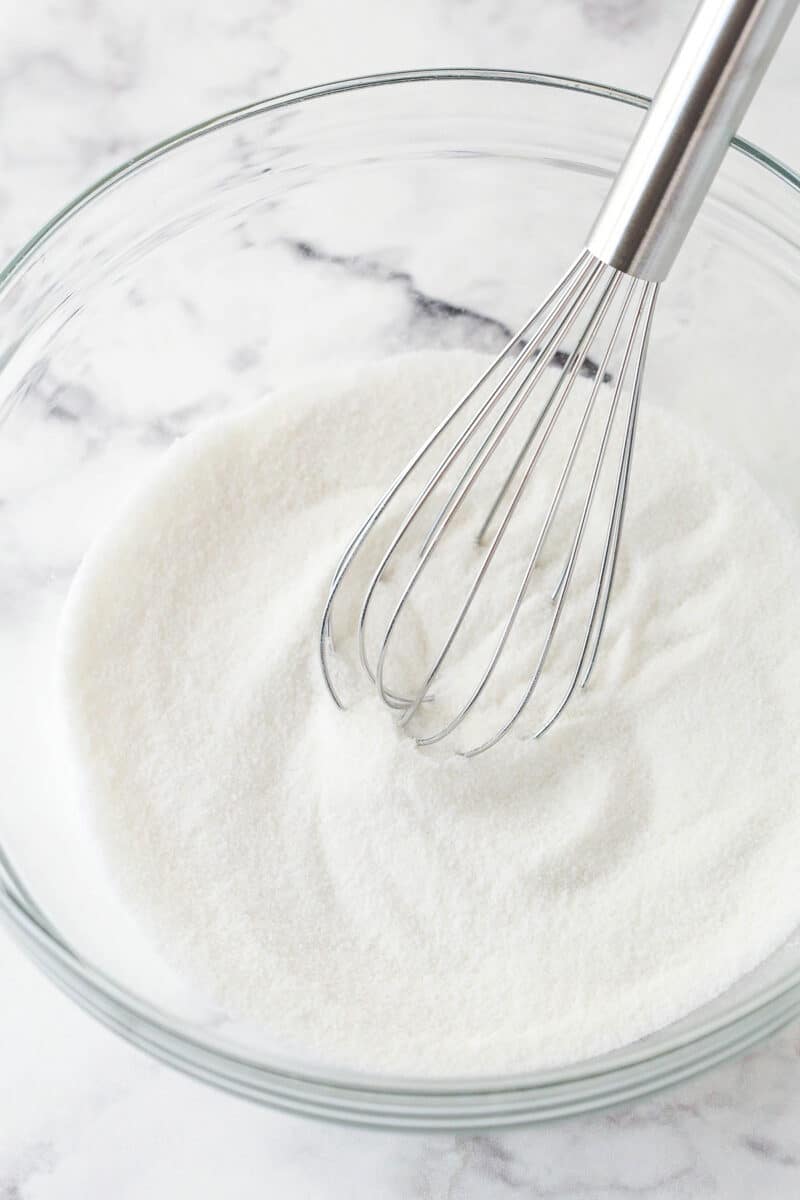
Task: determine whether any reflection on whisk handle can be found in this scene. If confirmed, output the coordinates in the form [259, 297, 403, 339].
[586, 0, 797, 282]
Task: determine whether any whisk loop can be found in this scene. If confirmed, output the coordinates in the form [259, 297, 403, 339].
[320, 250, 658, 754]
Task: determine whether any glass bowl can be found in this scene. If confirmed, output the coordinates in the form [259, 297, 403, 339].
[2, 69, 800, 1130]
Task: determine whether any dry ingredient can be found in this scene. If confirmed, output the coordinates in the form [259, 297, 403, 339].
[56, 351, 800, 1075]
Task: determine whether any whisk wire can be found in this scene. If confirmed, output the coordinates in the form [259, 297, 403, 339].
[580, 281, 658, 692]
[416, 259, 606, 561]
[463, 278, 658, 757]
[411, 274, 638, 748]
[357, 253, 602, 691]
[392, 271, 625, 734]
[318, 250, 597, 707]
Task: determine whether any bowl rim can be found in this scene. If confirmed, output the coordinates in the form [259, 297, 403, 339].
[2, 66, 800, 1127]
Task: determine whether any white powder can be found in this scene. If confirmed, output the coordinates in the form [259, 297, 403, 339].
[56, 350, 800, 1076]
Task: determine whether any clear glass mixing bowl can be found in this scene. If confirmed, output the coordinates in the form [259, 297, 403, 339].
[1, 70, 800, 1130]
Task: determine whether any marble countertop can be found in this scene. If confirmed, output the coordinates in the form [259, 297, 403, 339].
[3, 1, 800, 1195]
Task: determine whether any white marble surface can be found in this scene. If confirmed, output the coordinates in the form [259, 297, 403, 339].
[3, 0, 800, 1195]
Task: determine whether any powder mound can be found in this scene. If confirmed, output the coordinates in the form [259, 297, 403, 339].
[56, 351, 800, 1075]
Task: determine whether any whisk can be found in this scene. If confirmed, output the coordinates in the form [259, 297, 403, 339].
[320, 0, 797, 756]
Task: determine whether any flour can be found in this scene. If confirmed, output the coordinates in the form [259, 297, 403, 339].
[56, 351, 800, 1075]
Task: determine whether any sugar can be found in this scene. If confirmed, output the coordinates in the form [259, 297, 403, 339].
[56, 350, 800, 1075]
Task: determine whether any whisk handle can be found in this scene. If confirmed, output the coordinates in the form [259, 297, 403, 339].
[585, 0, 797, 282]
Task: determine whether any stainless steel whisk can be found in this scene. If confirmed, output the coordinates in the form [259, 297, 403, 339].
[320, 0, 797, 756]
